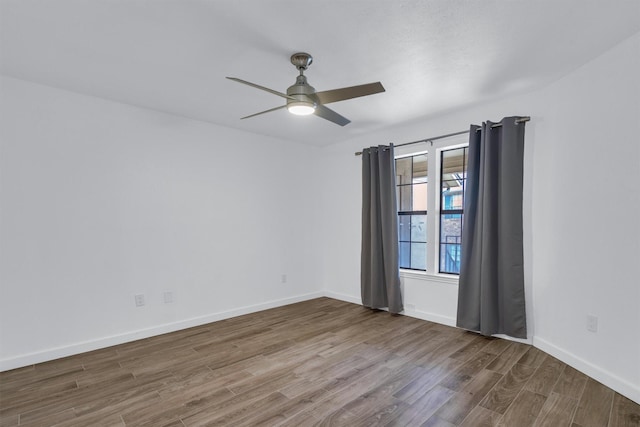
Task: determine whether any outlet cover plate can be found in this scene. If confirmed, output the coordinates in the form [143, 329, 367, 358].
[134, 294, 145, 307]
[164, 291, 173, 304]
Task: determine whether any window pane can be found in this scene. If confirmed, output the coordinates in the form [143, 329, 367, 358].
[440, 213, 462, 244]
[399, 185, 412, 211]
[440, 243, 461, 274]
[441, 184, 464, 210]
[410, 214, 426, 242]
[399, 215, 411, 241]
[442, 148, 465, 176]
[412, 183, 427, 210]
[464, 147, 469, 173]
[396, 185, 399, 210]
[396, 157, 412, 185]
[411, 243, 426, 270]
[399, 242, 411, 269]
[441, 179, 463, 191]
[441, 148, 466, 215]
[412, 154, 428, 183]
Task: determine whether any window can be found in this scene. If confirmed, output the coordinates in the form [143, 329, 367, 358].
[396, 154, 427, 270]
[395, 142, 468, 275]
[439, 147, 468, 274]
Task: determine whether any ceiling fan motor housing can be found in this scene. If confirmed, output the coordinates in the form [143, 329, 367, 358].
[286, 75, 318, 110]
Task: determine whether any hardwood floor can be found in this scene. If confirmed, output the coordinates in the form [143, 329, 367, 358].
[1, 298, 638, 426]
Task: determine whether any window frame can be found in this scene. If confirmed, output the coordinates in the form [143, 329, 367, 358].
[394, 135, 468, 281]
[438, 145, 468, 275]
[396, 153, 428, 271]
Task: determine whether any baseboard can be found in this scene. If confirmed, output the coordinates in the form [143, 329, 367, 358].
[324, 291, 458, 328]
[404, 308, 457, 327]
[492, 334, 533, 346]
[533, 336, 640, 405]
[323, 290, 361, 305]
[0, 291, 325, 372]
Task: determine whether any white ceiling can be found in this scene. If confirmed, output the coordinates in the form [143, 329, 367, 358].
[1, 1, 639, 146]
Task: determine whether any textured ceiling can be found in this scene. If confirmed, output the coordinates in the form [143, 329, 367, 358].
[1, 0, 639, 146]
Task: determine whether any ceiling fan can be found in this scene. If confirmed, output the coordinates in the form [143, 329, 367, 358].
[227, 52, 385, 126]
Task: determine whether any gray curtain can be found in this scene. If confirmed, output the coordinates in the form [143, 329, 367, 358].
[361, 145, 403, 314]
[457, 117, 527, 338]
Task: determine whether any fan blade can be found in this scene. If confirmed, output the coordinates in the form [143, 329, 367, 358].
[226, 77, 296, 100]
[240, 105, 287, 120]
[314, 104, 351, 126]
[315, 82, 385, 104]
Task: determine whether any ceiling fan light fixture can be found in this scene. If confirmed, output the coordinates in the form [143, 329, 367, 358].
[287, 101, 316, 116]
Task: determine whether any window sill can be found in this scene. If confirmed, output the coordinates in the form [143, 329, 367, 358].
[400, 269, 459, 285]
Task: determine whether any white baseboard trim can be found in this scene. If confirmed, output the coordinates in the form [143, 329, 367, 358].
[491, 334, 533, 346]
[533, 336, 640, 405]
[404, 308, 457, 327]
[323, 291, 361, 305]
[0, 291, 324, 372]
[323, 291, 458, 328]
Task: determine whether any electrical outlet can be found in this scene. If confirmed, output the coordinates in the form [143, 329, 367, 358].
[281, 274, 287, 284]
[586, 315, 598, 332]
[134, 294, 145, 307]
[163, 291, 173, 304]
[405, 303, 416, 311]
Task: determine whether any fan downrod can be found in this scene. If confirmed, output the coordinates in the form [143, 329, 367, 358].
[290, 52, 313, 71]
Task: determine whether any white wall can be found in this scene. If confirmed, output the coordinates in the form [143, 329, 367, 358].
[0, 76, 323, 370]
[321, 33, 640, 402]
[530, 32, 640, 403]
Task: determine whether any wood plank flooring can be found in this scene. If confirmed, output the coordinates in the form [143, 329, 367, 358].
[1, 298, 638, 426]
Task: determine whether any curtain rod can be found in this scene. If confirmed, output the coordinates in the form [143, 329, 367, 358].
[354, 116, 530, 156]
